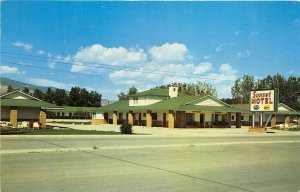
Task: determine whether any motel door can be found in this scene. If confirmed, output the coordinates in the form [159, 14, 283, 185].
[104, 113, 109, 124]
[163, 113, 167, 127]
[139, 113, 142, 125]
[200, 114, 205, 127]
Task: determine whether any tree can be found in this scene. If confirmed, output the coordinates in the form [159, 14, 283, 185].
[78, 88, 89, 106]
[284, 76, 300, 111]
[89, 91, 102, 107]
[68, 87, 81, 106]
[118, 91, 128, 101]
[231, 75, 256, 104]
[54, 89, 67, 106]
[128, 86, 138, 96]
[44, 88, 55, 103]
[117, 86, 139, 101]
[33, 89, 44, 100]
[22, 87, 30, 94]
[159, 81, 217, 97]
[6, 85, 14, 93]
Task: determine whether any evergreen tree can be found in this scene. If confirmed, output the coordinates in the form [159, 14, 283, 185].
[33, 89, 45, 100]
[54, 89, 67, 106]
[68, 87, 81, 106]
[22, 87, 30, 94]
[44, 88, 55, 103]
[6, 85, 14, 93]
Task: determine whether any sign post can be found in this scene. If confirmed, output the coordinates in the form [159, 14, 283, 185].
[248, 89, 278, 133]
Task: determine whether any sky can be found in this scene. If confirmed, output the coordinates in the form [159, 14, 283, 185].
[1, 1, 300, 100]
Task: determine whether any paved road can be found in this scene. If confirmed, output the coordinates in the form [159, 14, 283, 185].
[1, 135, 300, 192]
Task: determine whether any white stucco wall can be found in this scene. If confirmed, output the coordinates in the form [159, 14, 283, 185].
[129, 96, 163, 106]
[195, 99, 223, 106]
[92, 112, 104, 119]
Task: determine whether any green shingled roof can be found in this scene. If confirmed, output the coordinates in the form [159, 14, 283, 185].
[1, 99, 59, 109]
[97, 95, 247, 113]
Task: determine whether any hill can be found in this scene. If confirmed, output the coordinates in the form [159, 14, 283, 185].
[0, 77, 57, 94]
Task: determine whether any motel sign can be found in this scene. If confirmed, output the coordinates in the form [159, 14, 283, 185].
[250, 89, 278, 112]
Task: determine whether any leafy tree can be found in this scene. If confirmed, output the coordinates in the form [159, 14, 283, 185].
[118, 86, 139, 101]
[33, 89, 45, 100]
[68, 87, 81, 106]
[78, 88, 89, 106]
[54, 89, 67, 106]
[118, 91, 127, 101]
[128, 86, 138, 96]
[160, 81, 217, 97]
[231, 75, 256, 104]
[44, 88, 55, 103]
[22, 87, 30, 94]
[89, 91, 102, 107]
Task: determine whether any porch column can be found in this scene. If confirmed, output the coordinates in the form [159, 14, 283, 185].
[113, 111, 117, 125]
[285, 115, 290, 127]
[128, 111, 134, 125]
[10, 109, 18, 128]
[227, 112, 232, 128]
[298, 116, 300, 126]
[236, 112, 241, 128]
[168, 110, 175, 129]
[146, 110, 152, 127]
[39, 110, 47, 128]
[271, 114, 276, 128]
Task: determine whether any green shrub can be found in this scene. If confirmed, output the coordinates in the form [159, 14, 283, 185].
[120, 121, 133, 134]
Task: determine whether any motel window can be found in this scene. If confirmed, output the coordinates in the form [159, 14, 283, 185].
[249, 116, 253, 122]
[133, 97, 138, 104]
[62, 112, 65, 116]
[119, 113, 123, 120]
[186, 113, 195, 123]
[143, 113, 146, 117]
[231, 115, 235, 121]
[152, 113, 158, 120]
[241, 115, 244, 121]
[200, 114, 205, 124]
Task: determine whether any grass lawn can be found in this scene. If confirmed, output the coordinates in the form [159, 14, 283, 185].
[0, 128, 122, 135]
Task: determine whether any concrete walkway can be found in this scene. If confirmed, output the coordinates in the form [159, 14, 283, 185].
[47, 123, 300, 137]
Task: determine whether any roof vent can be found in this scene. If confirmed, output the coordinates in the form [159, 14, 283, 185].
[169, 87, 178, 98]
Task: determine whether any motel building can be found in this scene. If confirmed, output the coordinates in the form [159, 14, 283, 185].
[231, 103, 300, 128]
[91, 87, 248, 128]
[0, 90, 59, 128]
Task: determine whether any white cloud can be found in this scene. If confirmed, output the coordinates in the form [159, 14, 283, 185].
[149, 43, 190, 63]
[28, 78, 74, 90]
[12, 41, 32, 51]
[36, 50, 45, 55]
[236, 50, 250, 58]
[194, 62, 213, 75]
[48, 55, 63, 69]
[234, 31, 240, 36]
[0, 65, 19, 74]
[71, 44, 147, 74]
[74, 44, 147, 65]
[219, 63, 238, 76]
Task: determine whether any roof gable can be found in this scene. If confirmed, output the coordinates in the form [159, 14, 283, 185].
[278, 103, 295, 111]
[187, 95, 231, 107]
[1, 90, 41, 101]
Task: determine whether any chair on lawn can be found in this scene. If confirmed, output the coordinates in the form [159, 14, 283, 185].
[33, 122, 40, 130]
[22, 121, 29, 129]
